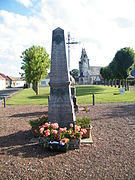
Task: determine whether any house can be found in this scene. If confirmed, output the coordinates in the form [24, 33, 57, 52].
[14, 77, 26, 87]
[9, 76, 26, 88]
[0, 73, 11, 87]
[89, 66, 102, 84]
[39, 74, 50, 87]
[0, 75, 6, 90]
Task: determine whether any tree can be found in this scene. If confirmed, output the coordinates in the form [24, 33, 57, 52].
[109, 60, 119, 87]
[114, 47, 135, 79]
[100, 66, 112, 85]
[113, 47, 135, 89]
[70, 69, 79, 78]
[100, 47, 135, 89]
[21, 45, 50, 95]
[100, 67, 105, 85]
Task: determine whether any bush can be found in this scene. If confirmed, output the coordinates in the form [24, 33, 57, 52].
[76, 117, 90, 128]
[29, 114, 48, 129]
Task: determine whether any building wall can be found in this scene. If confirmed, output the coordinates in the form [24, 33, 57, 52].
[0, 79, 6, 90]
[39, 79, 50, 87]
[15, 80, 26, 87]
[11, 80, 26, 87]
[6, 80, 11, 88]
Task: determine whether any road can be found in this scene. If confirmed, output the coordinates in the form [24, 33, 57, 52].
[0, 88, 22, 97]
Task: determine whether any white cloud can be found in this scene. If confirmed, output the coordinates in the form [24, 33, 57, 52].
[0, 10, 51, 76]
[0, 0, 135, 76]
[38, 0, 135, 69]
[16, 0, 32, 8]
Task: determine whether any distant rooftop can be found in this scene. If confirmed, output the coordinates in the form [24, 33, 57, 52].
[9, 76, 25, 81]
[0, 73, 11, 81]
[0, 74, 5, 80]
[89, 66, 101, 76]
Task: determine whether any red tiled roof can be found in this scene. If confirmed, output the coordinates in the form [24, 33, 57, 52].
[0, 75, 5, 80]
[0, 73, 10, 80]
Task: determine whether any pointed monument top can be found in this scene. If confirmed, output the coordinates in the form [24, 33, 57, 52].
[54, 27, 64, 32]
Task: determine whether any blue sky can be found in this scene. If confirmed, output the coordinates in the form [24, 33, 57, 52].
[0, 0, 135, 76]
[0, 0, 30, 15]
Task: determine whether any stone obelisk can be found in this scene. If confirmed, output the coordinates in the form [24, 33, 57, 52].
[48, 27, 75, 128]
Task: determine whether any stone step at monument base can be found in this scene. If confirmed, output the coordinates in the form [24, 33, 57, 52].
[81, 132, 93, 144]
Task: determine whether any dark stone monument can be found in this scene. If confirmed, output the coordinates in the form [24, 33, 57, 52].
[48, 27, 75, 128]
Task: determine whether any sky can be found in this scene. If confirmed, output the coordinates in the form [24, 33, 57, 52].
[0, 0, 135, 77]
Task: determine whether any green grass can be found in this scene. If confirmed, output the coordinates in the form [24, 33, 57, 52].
[7, 87, 50, 105]
[6, 85, 135, 105]
[76, 85, 135, 104]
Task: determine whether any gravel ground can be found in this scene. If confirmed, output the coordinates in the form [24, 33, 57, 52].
[0, 103, 135, 180]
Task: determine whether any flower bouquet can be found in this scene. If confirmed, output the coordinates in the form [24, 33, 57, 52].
[76, 117, 91, 138]
[39, 122, 69, 152]
[39, 122, 87, 152]
[64, 123, 87, 149]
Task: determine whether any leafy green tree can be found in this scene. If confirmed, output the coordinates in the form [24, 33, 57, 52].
[70, 69, 79, 78]
[113, 47, 135, 89]
[21, 45, 50, 95]
[109, 60, 119, 87]
[101, 47, 135, 89]
[114, 47, 135, 79]
[100, 66, 112, 85]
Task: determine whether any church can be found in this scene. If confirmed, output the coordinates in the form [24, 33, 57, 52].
[79, 48, 102, 84]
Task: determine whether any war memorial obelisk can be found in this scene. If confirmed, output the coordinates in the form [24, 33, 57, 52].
[48, 27, 75, 128]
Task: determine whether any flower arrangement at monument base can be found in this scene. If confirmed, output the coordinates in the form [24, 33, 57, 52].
[39, 122, 69, 152]
[29, 114, 48, 137]
[64, 123, 87, 149]
[39, 122, 87, 152]
[76, 117, 91, 138]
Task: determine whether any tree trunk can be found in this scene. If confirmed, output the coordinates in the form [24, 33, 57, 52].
[122, 79, 125, 87]
[32, 81, 35, 92]
[118, 80, 121, 88]
[127, 80, 129, 91]
[111, 79, 113, 87]
[114, 79, 117, 88]
[125, 79, 127, 91]
[104, 79, 107, 86]
[35, 81, 39, 95]
[32, 81, 39, 95]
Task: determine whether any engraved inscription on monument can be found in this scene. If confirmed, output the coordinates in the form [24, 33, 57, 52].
[48, 27, 75, 128]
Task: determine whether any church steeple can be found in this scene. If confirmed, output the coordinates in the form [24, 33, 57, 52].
[79, 48, 90, 84]
[81, 48, 88, 59]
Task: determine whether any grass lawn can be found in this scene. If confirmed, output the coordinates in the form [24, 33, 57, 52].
[6, 85, 135, 105]
[76, 85, 135, 104]
[7, 87, 50, 105]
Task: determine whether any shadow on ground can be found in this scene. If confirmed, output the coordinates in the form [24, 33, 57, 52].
[28, 95, 49, 99]
[76, 86, 106, 96]
[92, 103, 135, 121]
[10, 111, 48, 118]
[0, 130, 64, 158]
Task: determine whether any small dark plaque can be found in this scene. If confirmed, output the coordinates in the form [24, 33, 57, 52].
[54, 35, 62, 44]
[51, 87, 68, 96]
